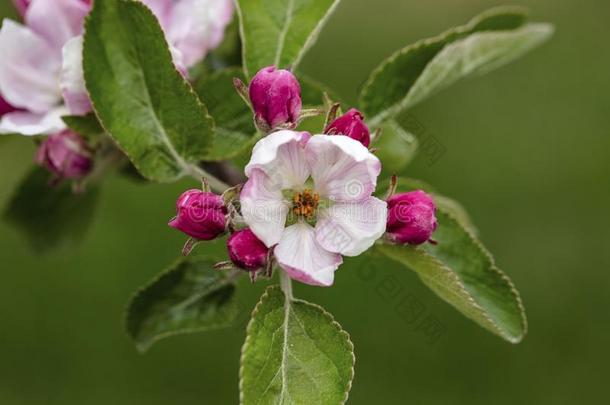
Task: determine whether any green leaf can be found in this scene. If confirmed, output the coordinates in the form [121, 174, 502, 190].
[402, 24, 554, 113]
[374, 120, 419, 174]
[240, 285, 354, 404]
[126, 257, 240, 353]
[299, 75, 339, 107]
[193, 67, 259, 161]
[83, 0, 215, 182]
[235, 0, 342, 77]
[62, 113, 104, 139]
[3, 167, 99, 253]
[360, 6, 553, 126]
[376, 210, 527, 343]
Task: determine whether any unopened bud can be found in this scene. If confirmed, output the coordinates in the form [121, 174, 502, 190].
[226, 228, 269, 271]
[386, 190, 438, 245]
[169, 190, 227, 240]
[249, 66, 301, 133]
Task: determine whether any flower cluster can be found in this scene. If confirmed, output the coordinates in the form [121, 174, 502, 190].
[169, 66, 439, 286]
[0, 0, 234, 180]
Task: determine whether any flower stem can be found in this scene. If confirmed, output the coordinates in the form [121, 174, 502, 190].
[186, 164, 230, 192]
[279, 269, 293, 300]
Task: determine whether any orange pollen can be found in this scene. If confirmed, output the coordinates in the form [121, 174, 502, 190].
[292, 189, 320, 219]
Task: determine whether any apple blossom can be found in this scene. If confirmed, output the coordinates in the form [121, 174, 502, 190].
[143, 0, 234, 68]
[0, 0, 233, 136]
[0, 0, 92, 135]
[386, 190, 438, 245]
[240, 131, 387, 286]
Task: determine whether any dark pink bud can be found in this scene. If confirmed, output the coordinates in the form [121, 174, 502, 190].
[248, 65, 301, 131]
[0, 94, 17, 117]
[325, 108, 371, 147]
[386, 190, 438, 245]
[169, 190, 227, 240]
[227, 228, 269, 271]
[35, 130, 92, 180]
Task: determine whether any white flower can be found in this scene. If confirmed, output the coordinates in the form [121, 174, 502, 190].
[240, 131, 388, 286]
[0, 0, 91, 135]
[145, 0, 234, 68]
[0, 0, 234, 136]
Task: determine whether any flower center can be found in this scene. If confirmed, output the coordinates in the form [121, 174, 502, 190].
[292, 189, 320, 219]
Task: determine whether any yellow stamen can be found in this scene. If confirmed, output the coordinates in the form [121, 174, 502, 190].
[292, 189, 320, 219]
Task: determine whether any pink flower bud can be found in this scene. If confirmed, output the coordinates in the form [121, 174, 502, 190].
[325, 108, 371, 147]
[169, 189, 227, 240]
[386, 190, 438, 245]
[249, 66, 301, 131]
[227, 228, 269, 271]
[35, 130, 92, 180]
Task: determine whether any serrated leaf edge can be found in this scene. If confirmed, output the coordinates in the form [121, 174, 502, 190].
[379, 209, 527, 343]
[360, 6, 532, 126]
[239, 285, 355, 405]
[84, 0, 217, 183]
[124, 257, 239, 353]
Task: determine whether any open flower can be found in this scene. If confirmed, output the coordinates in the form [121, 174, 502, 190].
[144, 0, 234, 68]
[0, 0, 233, 136]
[0, 0, 92, 135]
[240, 131, 387, 286]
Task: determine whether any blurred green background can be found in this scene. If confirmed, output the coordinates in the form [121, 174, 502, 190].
[1, 0, 609, 403]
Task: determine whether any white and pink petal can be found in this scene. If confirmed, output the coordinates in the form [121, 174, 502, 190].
[25, 0, 91, 51]
[274, 222, 343, 287]
[60, 35, 92, 115]
[0, 106, 68, 135]
[0, 20, 62, 113]
[163, 0, 234, 67]
[315, 197, 387, 257]
[245, 130, 311, 190]
[240, 169, 289, 247]
[305, 135, 382, 203]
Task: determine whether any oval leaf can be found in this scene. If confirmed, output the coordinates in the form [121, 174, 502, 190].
[240, 286, 354, 404]
[126, 257, 240, 353]
[403, 23, 554, 112]
[376, 210, 527, 343]
[235, 0, 342, 77]
[3, 167, 99, 253]
[360, 7, 553, 126]
[83, 0, 215, 182]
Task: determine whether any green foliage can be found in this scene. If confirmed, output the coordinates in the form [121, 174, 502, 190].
[374, 120, 419, 174]
[240, 286, 354, 404]
[62, 113, 104, 139]
[235, 0, 342, 77]
[360, 6, 553, 126]
[83, 0, 215, 182]
[3, 167, 99, 253]
[193, 67, 258, 161]
[126, 257, 240, 353]
[377, 209, 527, 343]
